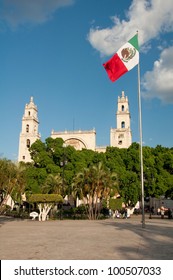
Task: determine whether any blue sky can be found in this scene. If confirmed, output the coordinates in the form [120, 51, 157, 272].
[0, 0, 173, 161]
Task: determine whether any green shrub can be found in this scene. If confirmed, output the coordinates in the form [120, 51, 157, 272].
[109, 198, 123, 211]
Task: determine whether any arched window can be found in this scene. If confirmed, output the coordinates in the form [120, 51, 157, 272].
[26, 139, 30, 148]
[28, 111, 30, 116]
[121, 121, 125, 128]
[26, 124, 29, 133]
[122, 105, 124, 111]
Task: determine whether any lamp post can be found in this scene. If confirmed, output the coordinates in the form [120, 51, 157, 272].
[60, 143, 67, 192]
[28, 191, 32, 215]
[59, 143, 67, 219]
[145, 167, 155, 219]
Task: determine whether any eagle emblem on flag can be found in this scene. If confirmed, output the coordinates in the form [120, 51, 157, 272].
[121, 47, 136, 63]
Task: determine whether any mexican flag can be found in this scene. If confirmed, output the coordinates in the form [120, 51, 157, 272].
[103, 34, 139, 82]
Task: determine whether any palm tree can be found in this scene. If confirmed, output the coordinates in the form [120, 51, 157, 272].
[0, 160, 26, 213]
[72, 162, 118, 219]
[11, 163, 27, 207]
[71, 173, 84, 207]
[41, 174, 64, 196]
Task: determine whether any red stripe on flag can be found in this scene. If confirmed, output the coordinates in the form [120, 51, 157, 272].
[103, 53, 128, 82]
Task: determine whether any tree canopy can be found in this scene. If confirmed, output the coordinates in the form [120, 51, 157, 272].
[1, 138, 173, 217]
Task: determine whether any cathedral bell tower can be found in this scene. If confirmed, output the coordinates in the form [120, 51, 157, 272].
[110, 91, 132, 148]
[18, 97, 41, 162]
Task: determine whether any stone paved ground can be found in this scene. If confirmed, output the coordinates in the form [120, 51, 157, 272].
[0, 215, 173, 260]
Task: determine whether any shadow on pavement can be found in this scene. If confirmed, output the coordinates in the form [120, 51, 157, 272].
[0, 215, 173, 260]
[0, 215, 26, 226]
[99, 216, 173, 259]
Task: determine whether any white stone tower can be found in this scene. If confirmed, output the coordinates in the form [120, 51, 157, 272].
[18, 97, 41, 162]
[110, 91, 132, 148]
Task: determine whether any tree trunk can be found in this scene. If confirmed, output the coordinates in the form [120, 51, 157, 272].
[38, 203, 52, 221]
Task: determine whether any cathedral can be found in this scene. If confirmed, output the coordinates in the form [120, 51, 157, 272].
[18, 91, 132, 162]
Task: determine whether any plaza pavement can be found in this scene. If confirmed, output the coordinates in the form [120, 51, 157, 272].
[0, 215, 173, 260]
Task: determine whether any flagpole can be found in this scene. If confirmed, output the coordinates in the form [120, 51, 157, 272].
[137, 62, 145, 228]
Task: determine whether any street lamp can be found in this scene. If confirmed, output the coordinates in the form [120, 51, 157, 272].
[144, 167, 155, 219]
[60, 143, 68, 192]
[59, 143, 68, 219]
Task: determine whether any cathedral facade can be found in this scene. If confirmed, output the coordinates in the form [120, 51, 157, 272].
[18, 91, 132, 162]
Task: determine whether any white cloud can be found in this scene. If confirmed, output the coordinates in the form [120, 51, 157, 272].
[87, 0, 173, 103]
[0, 0, 74, 29]
[87, 0, 173, 56]
[142, 46, 173, 103]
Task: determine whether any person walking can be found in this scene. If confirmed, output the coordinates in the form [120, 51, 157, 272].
[160, 206, 165, 219]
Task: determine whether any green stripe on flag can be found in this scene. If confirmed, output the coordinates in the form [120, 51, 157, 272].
[128, 34, 139, 51]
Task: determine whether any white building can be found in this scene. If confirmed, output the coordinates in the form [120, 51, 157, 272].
[110, 91, 132, 148]
[51, 129, 96, 151]
[18, 97, 41, 162]
[18, 91, 132, 162]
